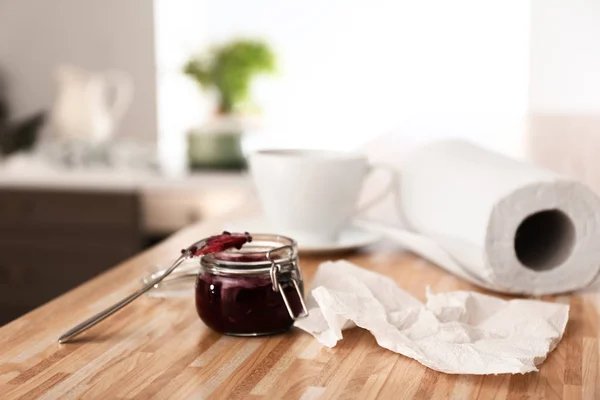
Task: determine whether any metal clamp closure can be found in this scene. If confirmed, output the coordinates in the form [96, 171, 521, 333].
[267, 246, 309, 320]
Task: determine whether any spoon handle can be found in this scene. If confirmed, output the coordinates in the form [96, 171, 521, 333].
[58, 285, 152, 343]
[58, 255, 188, 344]
[57, 232, 251, 344]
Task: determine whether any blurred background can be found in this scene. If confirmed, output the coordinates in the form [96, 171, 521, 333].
[0, 0, 599, 324]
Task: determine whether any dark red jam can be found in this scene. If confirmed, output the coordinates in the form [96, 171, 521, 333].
[183, 231, 252, 257]
[195, 250, 304, 336]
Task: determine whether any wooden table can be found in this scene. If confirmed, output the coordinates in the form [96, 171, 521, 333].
[0, 219, 598, 399]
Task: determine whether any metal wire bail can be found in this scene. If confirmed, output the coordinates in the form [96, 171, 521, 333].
[267, 246, 309, 320]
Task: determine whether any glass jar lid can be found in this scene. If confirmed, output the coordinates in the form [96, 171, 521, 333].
[201, 234, 298, 275]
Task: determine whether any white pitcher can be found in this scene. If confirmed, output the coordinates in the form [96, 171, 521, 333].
[50, 64, 133, 143]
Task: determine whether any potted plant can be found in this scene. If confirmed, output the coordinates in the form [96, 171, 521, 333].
[184, 39, 276, 170]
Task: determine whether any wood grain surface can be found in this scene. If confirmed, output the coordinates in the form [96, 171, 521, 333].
[0, 218, 598, 399]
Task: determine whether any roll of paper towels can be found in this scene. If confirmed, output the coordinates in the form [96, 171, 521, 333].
[364, 140, 600, 295]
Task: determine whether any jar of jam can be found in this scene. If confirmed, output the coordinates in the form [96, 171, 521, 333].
[195, 234, 308, 336]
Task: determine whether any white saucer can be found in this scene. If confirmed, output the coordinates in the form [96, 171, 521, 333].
[223, 218, 382, 255]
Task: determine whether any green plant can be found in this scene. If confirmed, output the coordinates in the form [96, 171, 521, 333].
[184, 39, 276, 114]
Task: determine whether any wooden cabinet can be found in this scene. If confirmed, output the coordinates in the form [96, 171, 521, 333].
[0, 189, 142, 325]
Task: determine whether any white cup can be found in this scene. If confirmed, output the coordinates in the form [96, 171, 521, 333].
[248, 149, 394, 245]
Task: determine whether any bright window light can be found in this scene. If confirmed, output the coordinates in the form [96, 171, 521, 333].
[157, 0, 530, 157]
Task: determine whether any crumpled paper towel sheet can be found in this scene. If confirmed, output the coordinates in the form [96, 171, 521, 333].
[294, 261, 570, 375]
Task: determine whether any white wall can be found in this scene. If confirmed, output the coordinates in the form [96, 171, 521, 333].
[204, 0, 530, 154]
[0, 0, 158, 141]
[5, 1, 582, 159]
[529, 0, 600, 112]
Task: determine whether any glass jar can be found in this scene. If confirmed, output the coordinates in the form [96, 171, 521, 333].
[195, 234, 308, 336]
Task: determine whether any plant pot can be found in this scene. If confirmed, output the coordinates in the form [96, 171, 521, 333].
[188, 130, 246, 171]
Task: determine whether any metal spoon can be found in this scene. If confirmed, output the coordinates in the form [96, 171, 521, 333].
[58, 233, 250, 344]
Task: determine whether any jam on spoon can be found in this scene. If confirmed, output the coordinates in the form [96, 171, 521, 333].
[182, 231, 252, 257]
[58, 231, 253, 343]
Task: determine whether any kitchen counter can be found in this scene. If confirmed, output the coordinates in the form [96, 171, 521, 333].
[0, 218, 598, 399]
[0, 155, 250, 192]
[0, 157, 252, 234]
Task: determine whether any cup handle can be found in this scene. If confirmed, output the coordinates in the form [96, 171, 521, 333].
[354, 163, 397, 216]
